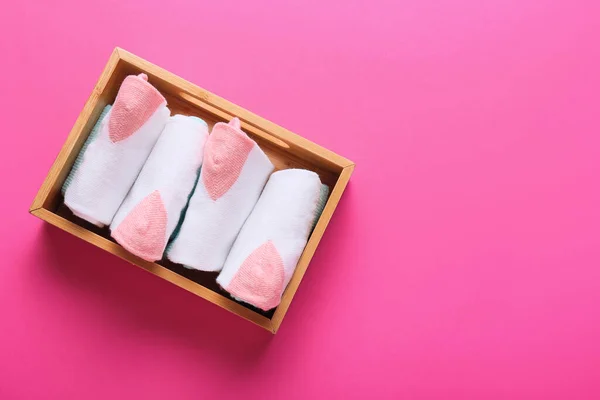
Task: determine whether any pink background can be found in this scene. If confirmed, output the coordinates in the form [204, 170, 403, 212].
[1, 0, 599, 398]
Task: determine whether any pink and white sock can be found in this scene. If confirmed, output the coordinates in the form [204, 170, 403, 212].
[167, 118, 274, 271]
[110, 115, 209, 261]
[64, 74, 169, 227]
[216, 169, 329, 311]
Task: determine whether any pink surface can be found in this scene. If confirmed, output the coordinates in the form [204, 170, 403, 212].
[1, 0, 599, 398]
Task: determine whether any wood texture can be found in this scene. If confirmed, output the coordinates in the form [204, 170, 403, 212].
[30, 207, 274, 331]
[30, 48, 123, 213]
[115, 48, 353, 172]
[270, 164, 355, 332]
[29, 48, 354, 333]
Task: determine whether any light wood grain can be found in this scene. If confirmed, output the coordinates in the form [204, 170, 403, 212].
[30, 48, 123, 213]
[115, 48, 353, 173]
[30, 207, 274, 331]
[163, 94, 340, 188]
[29, 48, 354, 333]
[270, 164, 355, 332]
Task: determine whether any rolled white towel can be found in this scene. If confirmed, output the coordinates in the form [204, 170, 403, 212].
[217, 169, 329, 311]
[64, 73, 169, 227]
[166, 117, 274, 271]
[110, 115, 209, 261]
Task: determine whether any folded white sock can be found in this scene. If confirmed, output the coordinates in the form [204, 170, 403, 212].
[216, 169, 329, 311]
[64, 73, 169, 227]
[110, 115, 209, 261]
[167, 118, 274, 271]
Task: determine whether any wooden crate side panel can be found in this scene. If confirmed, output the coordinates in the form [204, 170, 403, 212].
[30, 47, 354, 333]
[270, 163, 354, 332]
[115, 48, 353, 173]
[30, 49, 124, 213]
[30, 208, 274, 332]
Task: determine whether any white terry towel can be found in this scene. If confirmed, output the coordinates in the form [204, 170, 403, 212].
[110, 115, 209, 261]
[216, 169, 329, 311]
[64, 73, 169, 227]
[61, 105, 112, 196]
[167, 117, 274, 271]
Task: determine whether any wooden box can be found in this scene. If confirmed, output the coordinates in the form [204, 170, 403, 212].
[29, 48, 354, 333]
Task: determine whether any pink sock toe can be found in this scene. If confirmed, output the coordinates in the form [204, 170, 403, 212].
[202, 121, 254, 200]
[227, 241, 285, 311]
[112, 191, 168, 261]
[108, 75, 166, 143]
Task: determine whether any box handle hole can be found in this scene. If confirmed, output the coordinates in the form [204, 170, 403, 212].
[179, 91, 290, 150]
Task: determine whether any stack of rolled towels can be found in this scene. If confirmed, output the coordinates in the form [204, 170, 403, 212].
[63, 73, 329, 311]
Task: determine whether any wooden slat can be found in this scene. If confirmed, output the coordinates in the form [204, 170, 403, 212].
[30, 207, 274, 332]
[30, 48, 123, 213]
[115, 48, 353, 172]
[270, 163, 355, 332]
